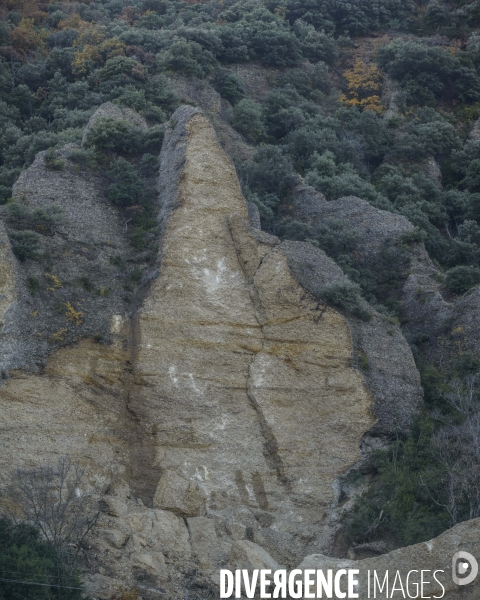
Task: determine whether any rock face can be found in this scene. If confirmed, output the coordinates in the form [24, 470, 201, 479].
[0, 220, 24, 373]
[289, 180, 423, 435]
[297, 517, 480, 599]
[0, 141, 131, 375]
[281, 240, 421, 436]
[0, 106, 428, 596]
[131, 105, 375, 543]
[292, 179, 414, 261]
[291, 177, 480, 370]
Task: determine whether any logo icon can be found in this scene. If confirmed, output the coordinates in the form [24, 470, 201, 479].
[452, 551, 478, 586]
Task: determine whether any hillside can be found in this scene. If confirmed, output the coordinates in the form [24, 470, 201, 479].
[2, 1, 480, 598]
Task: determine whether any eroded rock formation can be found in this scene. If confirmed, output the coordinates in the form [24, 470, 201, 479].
[0, 105, 435, 598]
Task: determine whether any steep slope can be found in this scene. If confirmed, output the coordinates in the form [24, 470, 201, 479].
[0, 106, 423, 597]
[290, 178, 480, 371]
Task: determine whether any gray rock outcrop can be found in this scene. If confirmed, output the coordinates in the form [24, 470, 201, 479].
[291, 177, 480, 370]
[0, 106, 460, 599]
[297, 517, 480, 599]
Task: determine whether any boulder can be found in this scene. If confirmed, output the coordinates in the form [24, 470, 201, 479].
[153, 470, 207, 518]
[188, 516, 230, 572]
[131, 552, 168, 584]
[83, 573, 125, 600]
[229, 540, 282, 572]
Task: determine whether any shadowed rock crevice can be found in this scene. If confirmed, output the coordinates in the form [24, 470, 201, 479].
[246, 352, 290, 487]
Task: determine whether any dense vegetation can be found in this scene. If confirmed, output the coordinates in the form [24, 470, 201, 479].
[3, 0, 480, 550]
[0, 519, 84, 600]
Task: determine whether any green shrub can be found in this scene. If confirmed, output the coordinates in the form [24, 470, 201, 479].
[317, 279, 371, 321]
[157, 40, 217, 78]
[107, 158, 144, 206]
[286, 0, 415, 35]
[445, 265, 480, 294]
[377, 40, 480, 105]
[79, 276, 94, 292]
[239, 146, 295, 199]
[455, 353, 479, 376]
[27, 276, 40, 295]
[140, 153, 159, 176]
[0, 185, 11, 204]
[343, 418, 449, 547]
[212, 68, 245, 105]
[45, 148, 65, 171]
[8, 230, 41, 261]
[97, 56, 139, 81]
[142, 125, 165, 154]
[401, 227, 427, 244]
[6, 203, 60, 236]
[0, 518, 84, 600]
[231, 99, 266, 142]
[84, 118, 143, 155]
[66, 147, 95, 168]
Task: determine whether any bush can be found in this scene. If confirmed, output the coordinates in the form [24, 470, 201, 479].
[45, 147, 65, 170]
[293, 20, 337, 65]
[0, 518, 84, 600]
[107, 158, 144, 206]
[27, 276, 40, 295]
[212, 68, 245, 105]
[142, 125, 164, 154]
[445, 265, 480, 294]
[0, 186, 12, 204]
[277, 63, 330, 99]
[377, 40, 480, 105]
[8, 229, 42, 261]
[157, 39, 217, 78]
[66, 147, 95, 168]
[240, 146, 295, 200]
[343, 418, 449, 547]
[231, 99, 266, 142]
[84, 118, 143, 154]
[96, 56, 139, 81]
[317, 279, 371, 321]
[286, 0, 415, 35]
[6, 202, 59, 235]
[140, 153, 159, 176]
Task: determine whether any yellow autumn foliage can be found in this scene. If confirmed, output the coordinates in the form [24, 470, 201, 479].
[64, 302, 83, 326]
[99, 38, 127, 59]
[339, 60, 385, 114]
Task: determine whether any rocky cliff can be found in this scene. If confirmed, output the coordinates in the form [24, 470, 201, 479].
[0, 105, 475, 598]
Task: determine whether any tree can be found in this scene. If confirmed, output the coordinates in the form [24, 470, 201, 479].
[428, 377, 480, 524]
[339, 60, 384, 114]
[212, 68, 245, 105]
[84, 118, 143, 154]
[0, 519, 84, 600]
[377, 40, 480, 105]
[231, 99, 266, 142]
[107, 157, 145, 206]
[4, 457, 99, 583]
[445, 265, 480, 294]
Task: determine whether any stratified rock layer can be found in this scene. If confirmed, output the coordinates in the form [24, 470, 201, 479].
[132, 106, 374, 528]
